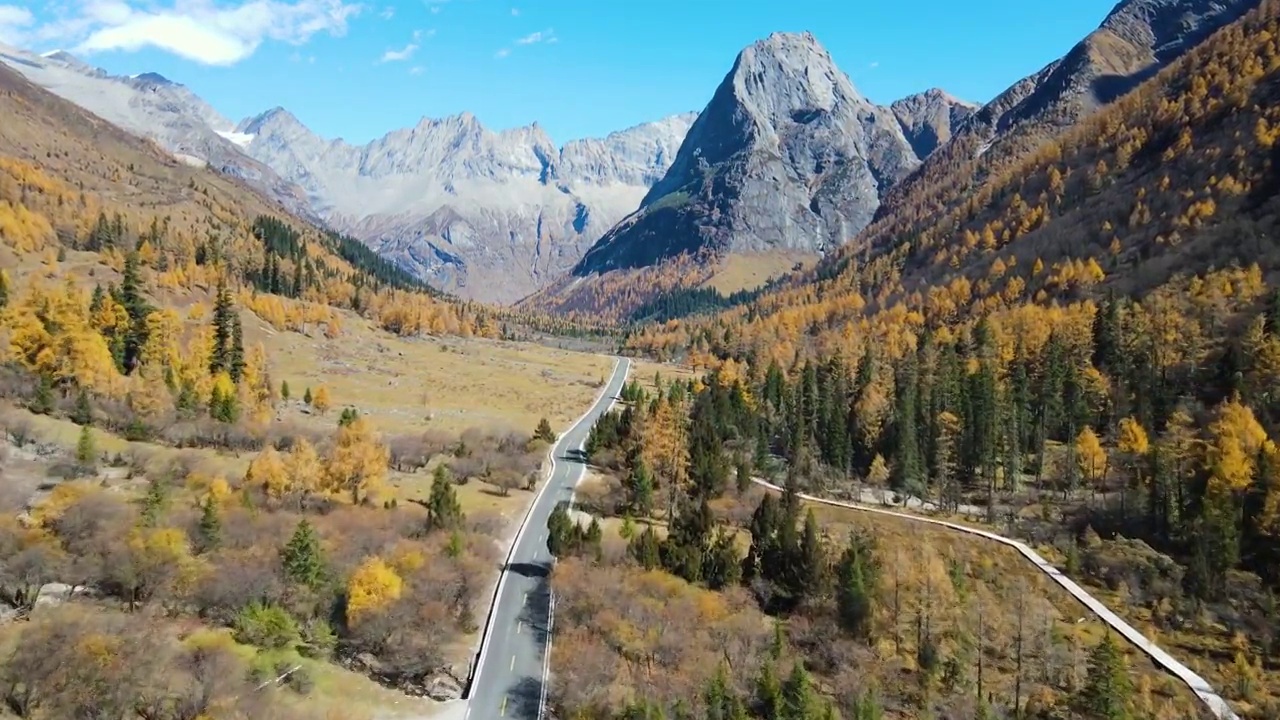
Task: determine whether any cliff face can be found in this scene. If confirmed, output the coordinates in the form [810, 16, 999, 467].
[890, 88, 979, 160]
[573, 32, 921, 276]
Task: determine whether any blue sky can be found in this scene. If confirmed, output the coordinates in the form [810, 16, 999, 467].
[3, 0, 1122, 145]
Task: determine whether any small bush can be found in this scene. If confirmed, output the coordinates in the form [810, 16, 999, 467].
[233, 601, 300, 650]
[285, 666, 314, 695]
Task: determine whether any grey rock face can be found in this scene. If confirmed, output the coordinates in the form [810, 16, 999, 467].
[966, 0, 1257, 141]
[890, 88, 978, 160]
[0, 44, 314, 219]
[575, 31, 920, 275]
[238, 109, 697, 303]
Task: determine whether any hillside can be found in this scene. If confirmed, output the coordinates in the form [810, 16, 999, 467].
[864, 0, 1259, 267]
[0, 57, 637, 720]
[530, 0, 1261, 323]
[615, 2, 1280, 716]
[0, 43, 315, 221]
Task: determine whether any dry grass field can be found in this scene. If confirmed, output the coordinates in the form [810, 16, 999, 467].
[260, 319, 614, 438]
[702, 251, 818, 295]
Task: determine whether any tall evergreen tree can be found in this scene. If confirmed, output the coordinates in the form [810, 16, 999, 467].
[195, 497, 222, 554]
[281, 519, 325, 588]
[1079, 632, 1133, 720]
[425, 465, 464, 533]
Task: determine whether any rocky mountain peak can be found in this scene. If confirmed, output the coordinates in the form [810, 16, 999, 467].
[890, 88, 979, 159]
[237, 107, 308, 137]
[575, 31, 919, 275]
[731, 31, 859, 114]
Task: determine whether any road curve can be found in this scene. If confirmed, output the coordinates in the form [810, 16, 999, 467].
[752, 479, 1239, 720]
[464, 357, 630, 720]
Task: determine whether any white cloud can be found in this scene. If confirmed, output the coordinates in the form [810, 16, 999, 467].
[0, 4, 35, 44]
[408, 65, 422, 75]
[515, 28, 552, 45]
[29, 0, 361, 66]
[510, 7, 518, 15]
[379, 6, 394, 19]
[380, 41, 416, 62]
[868, 61, 879, 69]
[493, 47, 508, 59]
[425, 0, 447, 13]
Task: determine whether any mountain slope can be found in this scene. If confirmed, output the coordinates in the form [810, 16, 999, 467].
[237, 109, 697, 304]
[571, 32, 919, 278]
[868, 0, 1260, 249]
[628, 0, 1280, 363]
[889, 88, 979, 159]
[0, 59, 484, 342]
[0, 43, 314, 220]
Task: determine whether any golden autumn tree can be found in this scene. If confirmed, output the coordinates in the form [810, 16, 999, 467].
[324, 417, 390, 504]
[1075, 427, 1108, 493]
[246, 446, 291, 500]
[346, 556, 403, 624]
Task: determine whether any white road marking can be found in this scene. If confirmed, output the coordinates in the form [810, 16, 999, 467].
[517, 621, 523, 634]
[510, 655, 516, 672]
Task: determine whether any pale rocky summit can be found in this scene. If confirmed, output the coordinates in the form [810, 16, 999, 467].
[0, 44, 313, 219]
[237, 109, 697, 303]
[574, 31, 920, 275]
[890, 88, 979, 160]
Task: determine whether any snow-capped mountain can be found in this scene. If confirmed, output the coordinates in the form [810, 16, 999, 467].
[0, 42, 695, 302]
[235, 109, 697, 303]
[0, 44, 314, 218]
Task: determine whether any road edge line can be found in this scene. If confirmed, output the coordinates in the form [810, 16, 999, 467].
[463, 356, 625, 699]
[538, 357, 629, 720]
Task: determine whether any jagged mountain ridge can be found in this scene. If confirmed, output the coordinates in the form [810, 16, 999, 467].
[236, 108, 698, 303]
[0, 42, 697, 304]
[571, 32, 923, 278]
[889, 88, 979, 159]
[870, 0, 1261, 235]
[0, 44, 316, 221]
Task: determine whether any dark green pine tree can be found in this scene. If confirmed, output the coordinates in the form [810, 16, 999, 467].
[781, 661, 822, 720]
[836, 530, 880, 640]
[742, 492, 779, 583]
[1078, 632, 1133, 720]
[210, 279, 234, 376]
[229, 315, 246, 383]
[628, 459, 655, 517]
[303, 386, 313, 405]
[703, 529, 743, 590]
[755, 663, 784, 720]
[195, 497, 222, 554]
[281, 518, 325, 589]
[688, 408, 730, 497]
[534, 417, 556, 443]
[117, 252, 151, 375]
[139, 479, 167, 528]
[0, 270, 9, 309]
[425, 465, 465, 533]
[627, 525, 662, 569]
[281, 380, 291, 401]
[790, 508, 825, 604]
[1092, 290, 1122, 374]
[660, 495, 714, 583]
[71, 390, 93, 426]
[891, 353, 925, 497]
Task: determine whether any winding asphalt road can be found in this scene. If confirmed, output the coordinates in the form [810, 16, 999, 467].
[464, 356, 630, 720]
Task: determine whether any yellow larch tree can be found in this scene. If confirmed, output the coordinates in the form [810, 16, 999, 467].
[346, 556, 403, 624]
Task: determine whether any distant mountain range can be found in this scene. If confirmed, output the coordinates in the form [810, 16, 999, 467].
[0, 39, 970, 304]
[3, 0, 1250, 308]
